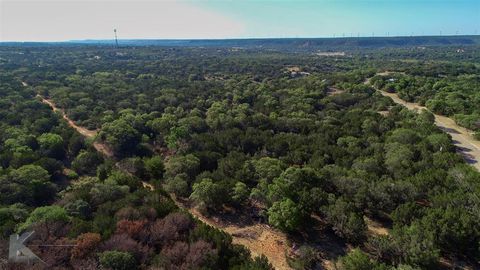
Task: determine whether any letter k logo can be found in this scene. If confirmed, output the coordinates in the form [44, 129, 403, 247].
[8, 231, 43, 264]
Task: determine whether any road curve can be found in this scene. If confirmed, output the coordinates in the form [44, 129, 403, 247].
[36, 94, 114, 157]
[367, 74, 480, 171]
[28, 84, 290, 269]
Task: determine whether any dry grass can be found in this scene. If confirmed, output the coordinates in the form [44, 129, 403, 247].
[364, 216, 389, 236]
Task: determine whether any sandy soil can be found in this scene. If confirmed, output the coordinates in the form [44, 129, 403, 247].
[170, 196, 292, 270]
[141, 181, 155, 191]
[327, 87, 345, 96]
[316, 52, 346, 57]
[286, 66, 301, 72]
[364, 216, 389, 236]
[146, 180, 292, 268]
[367, 73, 480, 171]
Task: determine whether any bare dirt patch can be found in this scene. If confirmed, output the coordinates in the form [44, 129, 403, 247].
[171, 196, 293, 270]
[364, 216, 389, 236]
[316, 52, 346, 57]
[327, 87, 345, 96]
[286, 66, 301, 72]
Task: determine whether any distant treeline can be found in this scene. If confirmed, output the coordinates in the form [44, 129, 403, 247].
[2, 35, 480, 50]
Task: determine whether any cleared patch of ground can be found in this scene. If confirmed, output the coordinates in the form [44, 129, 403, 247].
[364, 216, 389, 236]
[171, 196, 293, 270]
[316, 52, 346, 57]
[327, 87, 345, 96]
[285, 66, 301, 72]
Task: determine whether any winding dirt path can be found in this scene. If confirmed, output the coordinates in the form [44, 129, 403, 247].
[36, 94, 114, 157]
[366, 73, 480, 171]
[27, 83, 291, 269]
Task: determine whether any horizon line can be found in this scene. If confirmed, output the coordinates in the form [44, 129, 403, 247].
[1, 34, 480, 43]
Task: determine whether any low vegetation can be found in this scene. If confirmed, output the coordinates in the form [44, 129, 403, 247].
[1, 42, 479, 269]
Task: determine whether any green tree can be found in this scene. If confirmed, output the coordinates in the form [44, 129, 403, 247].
[325, 199, 367, 243]
[190, 178, 222, 209]
[206, 101, 232, 129]
[267, 167, 322, 204]
[165, 125, 189, 149]
[0, 204, 28, 237]
[18, 205, 69, 232]
[37, 133, 65, 159]
[100, 117, 141, 155]
[144, 155, 164, 180]
[164, 154, 200, 180]
[384, 143, 414, 179]
[165, 173, 189, 197]
[98, 251, 137, 270]
[64, 199, 91, 219]
[387, 128, 419, 145]
[252, 157, 285, 182]
[426, 133, 453, 152]
[339, 249, 376, 270]
[231, 182, 249, 205]
[392, 224, 440, 268]
[267, 198, 303, 232]
[72, 150, 104, 175]
[0, 165, 55, 206]
[237, 255, 274, 270]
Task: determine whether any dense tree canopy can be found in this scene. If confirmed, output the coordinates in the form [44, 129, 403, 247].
[1, 43, 479, 269]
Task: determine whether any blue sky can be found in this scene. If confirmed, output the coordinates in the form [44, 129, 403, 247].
[195, 0, 479, 37]
[1, 0, 479, 41]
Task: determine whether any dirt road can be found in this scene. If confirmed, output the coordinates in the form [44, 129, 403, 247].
[30, 86, 292, 269]
[366, 73, 480, 171]
[36, 94, 114, 157]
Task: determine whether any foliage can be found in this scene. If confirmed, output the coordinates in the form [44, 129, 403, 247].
[18, 205, 69, 232]
[268, 198, 303, 232]
[72, 232, 102, 259]
[98, 250, 137, 270]
[1, 44, 480, 269]
[339, 249, 381, 270]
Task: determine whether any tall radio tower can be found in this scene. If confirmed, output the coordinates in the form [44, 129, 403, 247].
[114, 29, 119, 48]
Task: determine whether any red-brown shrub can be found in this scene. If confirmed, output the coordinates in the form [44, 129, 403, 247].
[116, 219, 147, 239]
[71, 233, 102, 259]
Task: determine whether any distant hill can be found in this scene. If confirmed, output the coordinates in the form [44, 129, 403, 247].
[2, 36, 479, 50]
